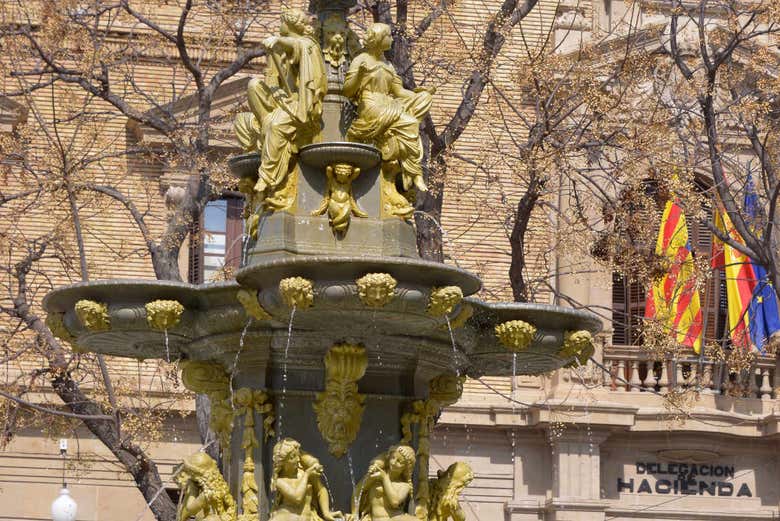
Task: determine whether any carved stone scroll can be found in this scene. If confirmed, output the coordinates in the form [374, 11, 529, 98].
[181, 361, 234, 465]
[237, 289, 272, 321]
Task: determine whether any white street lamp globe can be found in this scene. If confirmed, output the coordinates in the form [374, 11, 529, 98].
[51, 487, 77, 521]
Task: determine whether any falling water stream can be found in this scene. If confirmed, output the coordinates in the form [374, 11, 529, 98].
[230, 318, 252, 408]
[372, 309, 382, 367]
[510, 352, 518, 470]
[162, 328, 180, 387]
[277, 306, 296, 440]
[445, 316, 460, 377]
[320, 470, 336, 508]
[241, 206, 269, 266]
[413, 210, 459, 266]
[241, 233, 250, 266]
[353, 480, 365, 515]
[346, 450, 356, 490]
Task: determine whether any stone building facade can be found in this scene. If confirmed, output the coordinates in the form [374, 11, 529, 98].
[1, 1, 779, 521]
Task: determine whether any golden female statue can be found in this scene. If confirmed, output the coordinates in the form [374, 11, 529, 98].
[343, 23, 434, 199]
[351, 445, 418, 521]
[175, 452, 237, 521]
[270, 438, 343, 521]
[235, 9, 327, 210]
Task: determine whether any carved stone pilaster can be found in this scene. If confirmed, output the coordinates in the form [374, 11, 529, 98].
[548, 430, 609, 521]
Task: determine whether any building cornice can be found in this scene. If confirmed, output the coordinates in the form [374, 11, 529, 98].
[440, 395, 780, 439]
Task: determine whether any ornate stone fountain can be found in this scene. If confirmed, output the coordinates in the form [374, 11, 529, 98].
[42, 3, 600, 520]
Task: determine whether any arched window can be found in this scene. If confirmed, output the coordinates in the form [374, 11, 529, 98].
[610, 183, 727, 347]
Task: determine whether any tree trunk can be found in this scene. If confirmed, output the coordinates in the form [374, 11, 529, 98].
[415, 178, 445, 262]
[196, 394, 220, 462]
[509, 176, 542, 302]
[150, 244, 183, 281]
[52, 374, 177, 521]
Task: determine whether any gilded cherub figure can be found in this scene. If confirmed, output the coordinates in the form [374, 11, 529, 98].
[312, 163, 367, 234]
[342, 23, 434, 214]
[234, 8, 327, 211]
[270, 438, 343, 521]
[351, 445, 418, 521]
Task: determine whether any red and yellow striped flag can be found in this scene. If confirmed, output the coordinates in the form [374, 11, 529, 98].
[644, 200, 703, 352]
[712, 209, 756, 349]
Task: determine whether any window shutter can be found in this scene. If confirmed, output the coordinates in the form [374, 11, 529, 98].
[188, 217, 203, 284]
[612, 272, 628, 345]
[628, 280, 646, 345]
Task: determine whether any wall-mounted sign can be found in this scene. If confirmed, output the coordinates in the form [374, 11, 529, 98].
[617, 461, 752, 497]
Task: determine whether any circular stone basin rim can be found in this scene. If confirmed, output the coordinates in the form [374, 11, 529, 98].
[43, 279, 238, 313]
[236, 255, 483, 296]
[298, 142, 381, 170]
[469, 299, 602, 333]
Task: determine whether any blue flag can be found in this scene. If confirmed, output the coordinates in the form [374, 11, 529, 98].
[744, 173, 780, 351]
[748, 263, 780, 352]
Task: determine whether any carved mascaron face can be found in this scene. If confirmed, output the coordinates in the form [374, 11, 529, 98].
[279, 277, 314, 309]
[428, 286, 463, 317]
[356, 273, 397, 308]
[315, 391, 364, 458]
